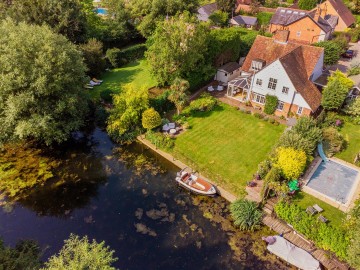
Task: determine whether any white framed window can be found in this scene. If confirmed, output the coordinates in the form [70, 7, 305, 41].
[296, 31, 301, 37]
[252, 93, 266, 104]
[282, 87, 289, 94]
[268, 78, 277, 90]
[297, 106, 303, 115]
[277, 101, 284, 111]
[256, 79, 262, 86]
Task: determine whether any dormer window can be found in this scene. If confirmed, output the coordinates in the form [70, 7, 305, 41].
[250, 59, 266, 72]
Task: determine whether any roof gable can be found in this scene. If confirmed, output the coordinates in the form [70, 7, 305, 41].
[326, 0, 355, 26]
[231, 15, 258, 25]
[243, 35, 324, 111]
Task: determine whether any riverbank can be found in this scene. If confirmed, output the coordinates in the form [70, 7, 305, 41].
[137, 135, 237, 202]
[137, 135, 351, 270]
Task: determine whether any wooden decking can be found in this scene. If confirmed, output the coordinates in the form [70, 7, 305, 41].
[262, 199, 350, 270]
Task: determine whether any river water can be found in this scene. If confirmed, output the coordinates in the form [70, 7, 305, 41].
[0, 128, 291, 270]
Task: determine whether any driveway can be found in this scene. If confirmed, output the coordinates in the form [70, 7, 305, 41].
[329, 42, 360, 73]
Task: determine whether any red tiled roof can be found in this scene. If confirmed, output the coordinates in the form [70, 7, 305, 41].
[242, 35, 324, 111]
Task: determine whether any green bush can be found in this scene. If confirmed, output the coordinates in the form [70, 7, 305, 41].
[100, 89, 114, 103]
[230, 199, 262, 231]
[269, 118, 275, 124]
[149, 90, 174, 114]
[264, 166, 281, 182]
[146, 130, 175, 150]
[256, 12, 273, 26]
[257, 159, 272, 179]
[106, 48, 121, 68]
[142, 108, 162, 130]
[264, 95, 278, 115]
[274, 201, 349, 260]
[322, 127, 345, 156]
[273, 120, 280, 126]
[182, 93, 217, 115]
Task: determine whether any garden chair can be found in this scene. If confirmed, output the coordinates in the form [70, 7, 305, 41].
[313, 204, 323, 213]
[207, 86, 214, 92]
[306, 206, 318, 216]
[168, 123, 175, 129]
[318, 215, 328, 223]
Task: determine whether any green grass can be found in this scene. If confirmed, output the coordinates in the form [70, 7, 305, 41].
[173, 104, 285, 196]
[293, 192, 346, 227]
[89, 59, 157, 100]
[336, 121, 360, 165]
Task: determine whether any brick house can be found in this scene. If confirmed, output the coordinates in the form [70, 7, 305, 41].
[269, 7, 333, 44]
[227, 31, 324, 117]
[314, 0, 356, 31]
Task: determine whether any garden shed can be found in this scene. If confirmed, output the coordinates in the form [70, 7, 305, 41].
[215, 62, 241, 84]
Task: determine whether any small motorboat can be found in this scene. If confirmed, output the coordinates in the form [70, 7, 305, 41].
[175, 168, 217, 196]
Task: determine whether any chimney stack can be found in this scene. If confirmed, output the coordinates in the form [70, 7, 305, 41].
[274, 30, 290, 43]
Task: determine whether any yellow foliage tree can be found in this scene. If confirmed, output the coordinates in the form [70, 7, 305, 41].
[275, 147, 307, 180]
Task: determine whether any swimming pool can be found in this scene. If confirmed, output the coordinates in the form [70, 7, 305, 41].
[96, 8, 108, 15]
[306, 159, 359, 204]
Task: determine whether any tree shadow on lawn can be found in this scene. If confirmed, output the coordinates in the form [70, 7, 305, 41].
[91, 67, 145, 99]
[189, 105, 225, 118]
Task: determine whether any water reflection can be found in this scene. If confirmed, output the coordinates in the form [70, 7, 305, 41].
[0, 128, 292, 269]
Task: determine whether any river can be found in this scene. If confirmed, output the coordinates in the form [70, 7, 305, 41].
[0, 128, 292, 269]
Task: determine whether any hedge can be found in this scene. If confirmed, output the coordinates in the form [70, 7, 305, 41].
[274, 201, 349, 260]
[106, 44, 147, 68]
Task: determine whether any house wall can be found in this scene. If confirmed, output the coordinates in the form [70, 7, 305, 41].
[215, 68, 241, 83]
[269, 17, 327, 44]
[318, 1, 348, 31]
[249, 60, 312, 116]
[311, 51, 325, 81]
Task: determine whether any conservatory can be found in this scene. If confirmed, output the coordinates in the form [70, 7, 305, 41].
[227, 75, 252, 102]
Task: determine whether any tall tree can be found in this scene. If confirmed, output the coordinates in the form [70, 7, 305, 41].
[5, 0, 88, 43]
[123, 0, 200, 37]
[314, 41, 344, 66]
[0, 20, 89, 145]
[107, 84, 149, 142]
[168, 78, 190, 115]
[216, 0, 236, 13]
[42, 234, 117, 270]
[79, 38, 106, 77]
[146, 12, 209, 86]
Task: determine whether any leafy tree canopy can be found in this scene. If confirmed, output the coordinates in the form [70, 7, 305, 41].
[146, 12, 209, 86]
[107, 84, 149, 141]
[5, 0, 88, 43]
[328, 70, 354, 90]
[209, 10, 229, 27]
[275, 147, 307, 180]
[124, 0, 199, 37]
[168, 78, 190, 115]
[0, 20, 89, 145]
[79, 38, 106, 77]
[314, 41, 344, 66]
[298, 0, 317, 10]
[216, 0, 236, 13]
[322, 73, 352, 110]
[42, 234, 117, 270]
[0, 239, 41, 270]
[344, 97, 360, 116]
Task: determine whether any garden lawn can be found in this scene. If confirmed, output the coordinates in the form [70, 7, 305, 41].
[336, 121, 360, 165]
[89, 59, 157, 100]
[173, 104, 285, 196]
[293, 192, 346, 228]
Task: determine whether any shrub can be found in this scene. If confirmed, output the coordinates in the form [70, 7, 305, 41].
[230, 199, 262, 231]
[183, 93, 217, 114]
[314, 41, 344, 66]
[257, 159, 272, 179]
[253, 112, 262, 118]
[106, 48, 121, 68]
[273, 120, 280, 126]
[79, 38, 106, 77]
[256, 12, 273, 26]
[322, 127, 345, 156]
[263, 116, 269, 121]
[292, 117, 322, 144]
[344, 98, 360, 116]
[100, 89, 114, 103]
[264, 166, 282, 182]
[264, 95, 278, 115]
[277, 131, 315, 156]
[269, 118, 275, 124]
[274, 201, 349, 260]
[142, 108, 162, 130]
[275, 147, 307, 179]
[42, 234, 117, 270]
[146, 130, 175, 149]
[149, 90, 173, 114]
